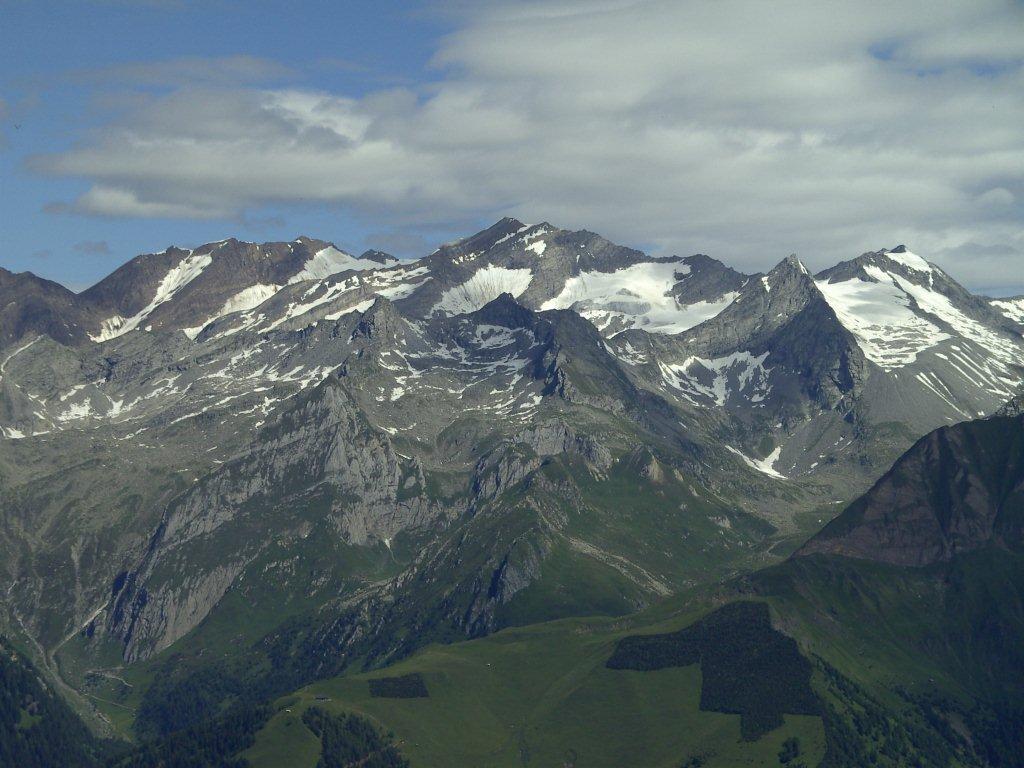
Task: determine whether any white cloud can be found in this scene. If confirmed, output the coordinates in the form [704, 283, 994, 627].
[77, 186, 223, 219]
[31, 0, 1024, 288]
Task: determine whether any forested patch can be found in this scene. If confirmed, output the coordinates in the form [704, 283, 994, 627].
[606, 600, 820, 739]
[816, 661, 956, 768]
[110, 702, 272, 768]
[133, 664, 253, 740]
[301, 707, 408, 768]
[0, 636, 123, 768]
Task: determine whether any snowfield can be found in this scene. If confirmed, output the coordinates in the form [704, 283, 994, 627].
[288, 245, 383, 283]
[91, 250, 213, 342]
[540, 261, 737, 335]
[815, 265, 948, 369]
[432, 265, 534, 315]
[991, 297, 1024, 325]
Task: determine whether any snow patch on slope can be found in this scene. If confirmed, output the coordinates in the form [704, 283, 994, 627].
[183, 284, 279, 339]
[433, 265, 533, 316]
[288, 246, 376, 283]
[817, 260, 1023, 403]
[726, 445, 786, 479]
[991, 297, 1024, 325]
[262, 264, 431, 331]
[884, 248, 931, 274]
[541, 261, 735, 335]
[815, 267, 948, 369]
[91, 251, 213, 342]
[890, 272, 1022, 369]
[659, 351, 770, 406]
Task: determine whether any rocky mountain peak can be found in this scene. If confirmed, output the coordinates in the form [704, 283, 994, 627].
[496, 215, 527, 231]
[816, 246, 935, 288]
[351, 296, 402, 342]
[437, 217, 528, 259]
[359, 249, 398, 265]
[680, 253, 721, 269]
[754, 253, 820, 313]
[798, 409, 1024, 566]
[472, 292, 536, 329]
[767, 253, 812, 281]
[0, 267, 95, 347]
[781, 253, 808, 270]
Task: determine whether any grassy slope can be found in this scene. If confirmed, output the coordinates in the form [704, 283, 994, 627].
[243, 547, 1024, 768]
[46, 432, 888, 759]
[244, 706, 323, 767]
[245, 610, 826, 768]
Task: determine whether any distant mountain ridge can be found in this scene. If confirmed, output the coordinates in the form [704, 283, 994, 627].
[5, 221, 1021, 437]
[3, 220, 1024, 765]
[3, 237, 397, 347]
[2, 218, 1024, 739]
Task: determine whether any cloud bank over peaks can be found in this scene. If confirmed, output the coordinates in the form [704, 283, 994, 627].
[30, 0, 1024, 288]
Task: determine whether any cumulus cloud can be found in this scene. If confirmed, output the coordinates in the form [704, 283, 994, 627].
[45, 186, 220, 218]
[30, 0, 1024, 288]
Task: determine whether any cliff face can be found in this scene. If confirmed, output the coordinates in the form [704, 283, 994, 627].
[106, 377, 444, 661]
[798, 408, 1024, 566]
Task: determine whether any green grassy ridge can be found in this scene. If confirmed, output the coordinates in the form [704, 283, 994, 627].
[756, 550, 1024, 766]
[753, 550, 1024, 704]
[246, 609, 826, 768]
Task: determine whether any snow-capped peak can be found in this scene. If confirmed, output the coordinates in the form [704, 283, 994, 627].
[288, 245, 379, 284]
[883, 245, 931, 274]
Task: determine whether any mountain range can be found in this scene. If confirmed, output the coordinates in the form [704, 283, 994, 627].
[1, 218, 1023, 766]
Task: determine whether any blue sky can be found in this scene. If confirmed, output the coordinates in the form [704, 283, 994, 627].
[2, 1, 1023, 294]
[1, 0, 457, 288]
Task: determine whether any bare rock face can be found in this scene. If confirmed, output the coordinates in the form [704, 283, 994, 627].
[107, 376, 445, 661]
[798, 411, 1024, 566]
[513, 422, 613, 469]
[997, 392, 1024, 418]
